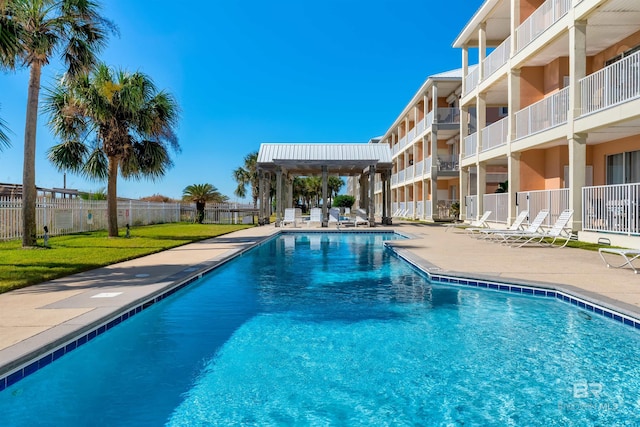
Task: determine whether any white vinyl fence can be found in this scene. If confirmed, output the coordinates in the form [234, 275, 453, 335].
[0, 197, 256, 241]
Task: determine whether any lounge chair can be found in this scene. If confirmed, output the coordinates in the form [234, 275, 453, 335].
[465, 210, 529, 238]
[328, 208, 341, 226]
[354, 209, 369, 227]
[307, 208, 322, 227]
[598, 248, 640, 274]
[281, 208, 300, 227]
[487, 209, 549, 243]
[445, 210, 492, 232]
[508, 209, 574, 248]
[472, 210, 529, 239]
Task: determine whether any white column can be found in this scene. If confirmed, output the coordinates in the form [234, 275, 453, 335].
[275, 168, 282, 226]
[477, 162, 486, 219]
[462, 46, 469, 95]
[508, 152, 521, 225]
[321, 165, 328, 227]
[478, 22, 486, 82]
[460, 167, 469, 221]
[368, 165, 376, 225]
[569, 133, 587, 232]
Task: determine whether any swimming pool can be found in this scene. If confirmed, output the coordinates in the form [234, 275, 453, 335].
[1, 232, 640, 425]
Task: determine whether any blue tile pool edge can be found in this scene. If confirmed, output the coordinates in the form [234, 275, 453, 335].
[385, 243, 640, 333]
[0, 229, 404, 392]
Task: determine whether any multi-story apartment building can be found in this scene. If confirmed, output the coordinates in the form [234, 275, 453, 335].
[455, 0, 640, 247]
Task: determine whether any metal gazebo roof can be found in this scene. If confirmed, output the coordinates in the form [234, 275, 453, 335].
[256, 143, 392, 175]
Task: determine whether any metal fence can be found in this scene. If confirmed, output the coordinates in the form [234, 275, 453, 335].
[0, 197, 256, 241]
[583, 183, 640, 236]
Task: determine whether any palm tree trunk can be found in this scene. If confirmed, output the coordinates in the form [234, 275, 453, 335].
[107, 156, 119, 237]
[22, 64, 42, 247]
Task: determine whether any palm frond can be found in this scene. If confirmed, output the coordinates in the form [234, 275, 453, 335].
[82, 146, 108, 180]
[47, 139, 88, 172]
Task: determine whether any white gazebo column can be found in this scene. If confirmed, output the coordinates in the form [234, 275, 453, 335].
[275, 168, 283, 226]
[257, 170, 264, 224]
[359, 173, 367, 209]
[286, 175, 293, 209]
[368, 164, 376, 226]
[265, 172, 271, 223]
[321, 165, 328, 227]
[386, 173, 392, 225]
[381, 171, 388, 224]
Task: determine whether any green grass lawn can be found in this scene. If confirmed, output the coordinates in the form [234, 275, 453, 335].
[0, 223, 253, 294]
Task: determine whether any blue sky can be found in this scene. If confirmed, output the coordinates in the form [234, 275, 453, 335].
[0, 0, 484, 201]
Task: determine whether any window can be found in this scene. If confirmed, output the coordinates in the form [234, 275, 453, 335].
[606, 149, 640, 184]
[605, 45, 640, 66]
[498, 107, 508, 117]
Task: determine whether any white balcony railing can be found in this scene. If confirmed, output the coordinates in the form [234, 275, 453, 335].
[398, 170, 405, 184]
[583, 183, 640, 236]
[481, 116, 509, 152]
[392, 144, 399, 155]
[414, 160, 424, 178]
[416, 118, 425, 135]
[408, 127, 416, 142]
[391, 174, 398, 186]
[580, 49, 640, 116]
[438, 155, 459, 171]
[464, 66, 480, 96]
[515, 87, 569, 139]
[406, 166, 414, 181]
[436, 107, 460, 124]
[463, 132, 477, 158]
[484, 36, 511, 79]
[424, 156, 432, 176]
[515, 0, 571, 53]
[399, 135, 408, 151]
[425, 110, 434, 130]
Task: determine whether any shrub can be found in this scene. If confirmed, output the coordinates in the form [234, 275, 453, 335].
[333, 195, 355, 208]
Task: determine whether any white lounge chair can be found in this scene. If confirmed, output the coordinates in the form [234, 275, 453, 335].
[508, 209, 574, 248]
[489, 209, 549, 243]
[445, 211, 492, 232]
[354, 209, 369, 227]
[307, 208, 322, 227]
[281, 208, 300, 227]
[598, 248, 640, 274]
[328, 208, 341, 226]
[472, 210, 529, 239]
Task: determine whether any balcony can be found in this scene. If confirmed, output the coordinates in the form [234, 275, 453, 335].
[515, 87, 569, 139]
[480, 117, 508, 152]
[399, 135, 408, 151]
[406, 165, 414, 181]
[464, 66, 480, 96]
[515, 0, 570, 53]
[408, 127, 417, 142]
[436, 107, 460, 124]
[414, 160, 424, 178]
[463, 132, 477, 159]
[580, 49, 640, 116]
[483, 36, 511, 80]
[438, 155, 459, 172]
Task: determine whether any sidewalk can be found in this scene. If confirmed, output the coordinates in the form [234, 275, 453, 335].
[1, 222, 639, 377]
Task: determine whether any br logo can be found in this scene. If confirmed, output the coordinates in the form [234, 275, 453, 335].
[573, 381, 603, 399]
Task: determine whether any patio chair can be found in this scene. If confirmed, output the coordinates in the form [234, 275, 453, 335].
[354, 209, 369, 227]
[328, 208, 341, 226]
[281, 208, 299, 227]
[488, 209, 549, 243]
[445, 210, 492, 232]
[471, 210, 529, 239]
[598, 248, 640, 274]
[307, 208, 322, 227]
[508, 209, 575, 248]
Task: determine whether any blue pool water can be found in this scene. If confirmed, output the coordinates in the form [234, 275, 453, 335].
[2, 232, 640, 425]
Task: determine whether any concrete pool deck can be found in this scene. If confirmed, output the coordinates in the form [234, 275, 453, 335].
[1, 221, 639, 378]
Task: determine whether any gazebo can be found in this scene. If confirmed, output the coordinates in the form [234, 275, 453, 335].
[256, 143, 393, 227]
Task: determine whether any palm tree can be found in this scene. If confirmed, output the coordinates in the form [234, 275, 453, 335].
[1, 0, 114, 246]
[182, 183, 227, 224]
[45, 64, 180, 237]
[0, 105, 11, 152]
[327, 176, 344, 206]
[232, 151, 258, 208]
